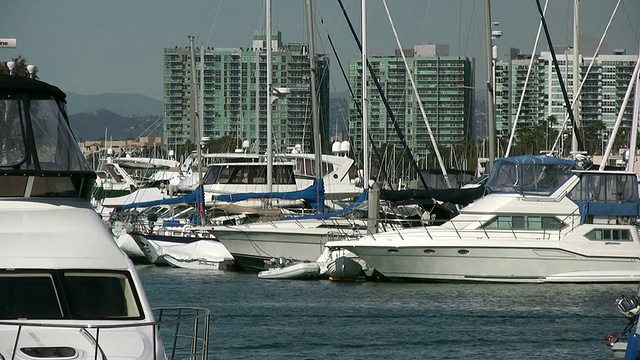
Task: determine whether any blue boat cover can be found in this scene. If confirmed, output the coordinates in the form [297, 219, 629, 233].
[567, 172, 640, 223]
[486, 155, 576, 195]
[122, 184, 205, 210]
[283, 189, 368, 221]
[213, 179, 325, 212]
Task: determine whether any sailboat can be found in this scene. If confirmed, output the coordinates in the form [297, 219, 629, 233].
[212, 0, 371, 277]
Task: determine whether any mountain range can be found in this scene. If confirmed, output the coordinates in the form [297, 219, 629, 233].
[69, 110, 164, 142]
[66, 92, 163, 117]
[68, 92, 350, 141]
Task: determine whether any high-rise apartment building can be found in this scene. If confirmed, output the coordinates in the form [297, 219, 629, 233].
[494, 48, 637, 137]
[348, 44, 475, 155]
[494, 50, 548, 137]
[163, 31, 330, 153]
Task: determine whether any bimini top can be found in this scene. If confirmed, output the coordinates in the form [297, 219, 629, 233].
[486, 155, 577, 195]
[0, 75, 95, 199]
[0, 74, 66, 99]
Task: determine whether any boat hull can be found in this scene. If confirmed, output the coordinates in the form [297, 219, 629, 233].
[341, 242, 640, 283]
[258, 262, 321, 280]
[213, 227, 336, 271]
[114, 233, 147, 261]
[164, 255, 231, 270]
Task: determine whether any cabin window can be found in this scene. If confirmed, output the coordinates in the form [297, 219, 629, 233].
[585, 229, 632, 242]
[62, 272, 141, 319]
[482, 215, 565, 230]
[542, 216, 565, 230]
[0, 270, 143, 321]
[29, 98, 93, 172]
[483, 216, 513, 229]
[512, 216, 525, 229]
[528, 216, 543, 230]
[294, 158, 333, 177]
[0, 273, 63, 319]
[205, 164, 295, 185]
[0, 97, 27, 169]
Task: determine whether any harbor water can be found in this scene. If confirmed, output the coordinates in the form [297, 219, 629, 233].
[137, 265, 633, 359]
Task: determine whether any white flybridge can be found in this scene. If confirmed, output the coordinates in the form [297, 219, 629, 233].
[326, 155, 640, 283]
[0, 75, 210, 358]
[174, 147, 362, 203]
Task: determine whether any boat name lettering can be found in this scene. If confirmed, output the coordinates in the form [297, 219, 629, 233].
[604, 242, 621, 245]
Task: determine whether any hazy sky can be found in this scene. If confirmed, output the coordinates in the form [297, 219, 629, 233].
[2, 0, 638, 101]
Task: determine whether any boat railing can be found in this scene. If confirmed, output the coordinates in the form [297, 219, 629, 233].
[368, 215, 566, 242]
[557, 207, 583, 239]
[0, 306, 210, 360]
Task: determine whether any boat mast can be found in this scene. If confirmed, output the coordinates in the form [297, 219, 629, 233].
[535, 0, 584, 153]
[484, 0, 496, 169]
[381, 0, 451, 189]
[200, 42, 205, 148]
[600, 50, 640, 170]
[571, 0, 580, 157]
[628, 52, 640, 170]
[266, 0, 273, 193]
[189, 35, 205, 225]
[361, 0, 369, 191]
[306, 0, 323, 212]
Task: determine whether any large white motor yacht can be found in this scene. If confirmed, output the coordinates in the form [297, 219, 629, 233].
[0, 75, 209, 358]
[176, 148, 362, 203]
[326, 155, 640, 283]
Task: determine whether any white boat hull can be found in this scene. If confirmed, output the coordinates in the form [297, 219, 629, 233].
[258, 262, 321, 280]
[164, 255, 229, 270]
[114, 233, 146, 260]
[161, 240, 234, 270]
[0, 326, 161, 359]
[213, 221, 362, 271]
[337, 239, 640, 283]
[130, 234, 172, 264]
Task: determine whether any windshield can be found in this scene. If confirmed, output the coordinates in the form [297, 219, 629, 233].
[0, 95, 92, 172]
[0, 270, 143, 320]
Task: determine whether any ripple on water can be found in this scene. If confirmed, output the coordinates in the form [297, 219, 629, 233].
[136, 265, 630, 359]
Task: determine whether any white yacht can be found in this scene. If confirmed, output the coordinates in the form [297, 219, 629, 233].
[326, 155, 640, 283]
[176, 146, 362, 203]
[212, 216, 371, 272]
[0, 75, 209, 358]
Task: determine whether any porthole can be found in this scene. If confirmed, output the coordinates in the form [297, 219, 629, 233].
[423, 249, 436, 254]
[333, 174, 339, 179]
[458, 249, 469, 255]
[387, 249, 399, 253]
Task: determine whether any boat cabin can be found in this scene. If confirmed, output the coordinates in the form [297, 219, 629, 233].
[202, 162, 297, 185]
[486, 155, 576, 196]
[0, 75, 95, 199]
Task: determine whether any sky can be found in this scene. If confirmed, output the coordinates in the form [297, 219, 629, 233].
[1, 0, 638, 101]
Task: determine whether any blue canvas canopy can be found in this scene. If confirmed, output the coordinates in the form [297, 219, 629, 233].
[567, 171, 640, 223]
[486, 155, 576, 195]
[284, 188, 368, 221]
[213, 179, 325, 212]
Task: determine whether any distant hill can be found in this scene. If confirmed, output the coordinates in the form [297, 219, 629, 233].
[66, 92, 162, 116]
[69, 109, 163, 142]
